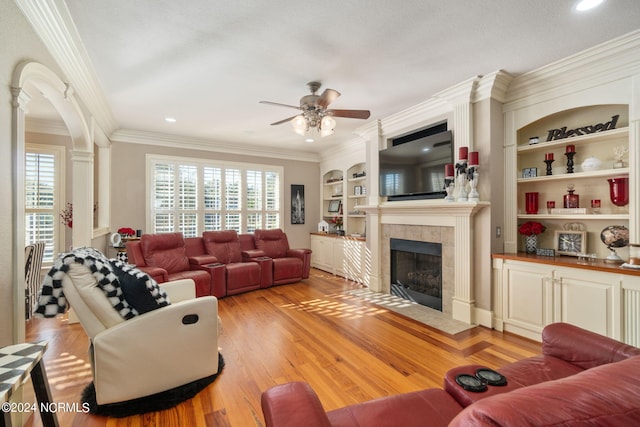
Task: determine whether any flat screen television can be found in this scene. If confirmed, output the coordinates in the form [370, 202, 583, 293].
[379, 130, 453, 200]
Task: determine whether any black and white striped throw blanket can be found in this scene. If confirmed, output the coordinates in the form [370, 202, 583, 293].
[34, 247, 170, 319]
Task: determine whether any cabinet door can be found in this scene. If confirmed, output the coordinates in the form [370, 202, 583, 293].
[554, 268, 621, 339]
[332, 239, 345, 276]
[310, 236, 333, 272]
[503, 262, 553, 340]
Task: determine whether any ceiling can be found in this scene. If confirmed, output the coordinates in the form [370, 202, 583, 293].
[26, 0, 640, 156]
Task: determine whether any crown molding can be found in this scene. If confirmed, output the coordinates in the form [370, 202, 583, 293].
[16, 0, 118, 135]
[433, 75, 481, 105]
[474, 70, 513, 103]
[110, 129, 321, 163]
[504, 30, 640, 110]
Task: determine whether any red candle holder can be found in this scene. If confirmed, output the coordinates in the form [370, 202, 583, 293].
[546, 200, 555, 214]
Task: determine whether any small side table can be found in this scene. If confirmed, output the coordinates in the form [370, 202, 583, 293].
[0, 341, 58, 427]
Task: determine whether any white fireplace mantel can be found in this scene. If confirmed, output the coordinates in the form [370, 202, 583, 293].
[359, 200, 489, 324]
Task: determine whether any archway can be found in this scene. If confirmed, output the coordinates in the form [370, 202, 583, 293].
[11, 61, 93, 342]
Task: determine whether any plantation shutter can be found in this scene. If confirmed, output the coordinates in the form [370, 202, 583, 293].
[24, 151, 57, 263]
[246, 170, 262, 232]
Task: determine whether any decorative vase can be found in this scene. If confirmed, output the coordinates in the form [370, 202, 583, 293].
[607, 177, 629, 207]
[563, 184, 579, 208]
[525, 192, 539, 214]
[525, 234, 538, 254]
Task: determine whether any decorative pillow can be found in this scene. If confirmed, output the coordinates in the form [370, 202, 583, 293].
[109, 260, 170, 314]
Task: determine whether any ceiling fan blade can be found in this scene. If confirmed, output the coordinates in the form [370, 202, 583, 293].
[270, 115, 299, 126]
[260, 101, 302, 110]
[317, 89, 341, 109]
[327, 109, 371, 119]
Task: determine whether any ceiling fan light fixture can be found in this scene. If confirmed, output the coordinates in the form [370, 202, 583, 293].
[291, 115, 308, 135]
[319, 115, 336, 137]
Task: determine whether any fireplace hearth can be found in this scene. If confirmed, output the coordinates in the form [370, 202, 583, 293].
[390, 238, 442, 311]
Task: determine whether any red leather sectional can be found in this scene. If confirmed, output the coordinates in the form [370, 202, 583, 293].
[261, 323, 640, 426]
[126, 229, 311, 298]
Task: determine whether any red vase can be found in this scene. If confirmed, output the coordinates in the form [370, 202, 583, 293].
[608, 177, 629, 207]
[525, 192, 539, 214]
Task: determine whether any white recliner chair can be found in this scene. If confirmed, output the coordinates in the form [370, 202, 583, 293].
[61, 262, 220, 405]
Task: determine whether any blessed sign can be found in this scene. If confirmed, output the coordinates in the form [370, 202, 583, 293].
[546, 115, 619, 141]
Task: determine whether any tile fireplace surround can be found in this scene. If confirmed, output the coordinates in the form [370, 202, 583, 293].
[361, 200, 488, 324]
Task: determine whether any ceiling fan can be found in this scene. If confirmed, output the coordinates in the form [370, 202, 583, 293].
[260, 81, 371, 137]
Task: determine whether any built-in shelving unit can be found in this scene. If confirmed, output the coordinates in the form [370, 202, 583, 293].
[321, 163, 367, 236]
[515, 105, 631, 259]
[346, 163, 367, 236]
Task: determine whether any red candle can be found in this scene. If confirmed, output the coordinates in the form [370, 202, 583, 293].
[469, 151, 479, 166]
[459, 146, 468, 161]
[445, 163, 454, 177]
[566, 144, 575, 153]
[545, 153, 554, 161]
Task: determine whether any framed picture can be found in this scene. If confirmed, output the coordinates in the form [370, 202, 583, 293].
[328, 199, 341, 213]
[522, 167, 537, 178]
[291, 184, 305, 224]
[354, 186, 362, 196]
[554, 230, 587, 256]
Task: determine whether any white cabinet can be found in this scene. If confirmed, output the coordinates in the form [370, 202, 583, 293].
[310, 234, 333, 272]
[493, 256, 633, 343]
[310, 234, 367, 283]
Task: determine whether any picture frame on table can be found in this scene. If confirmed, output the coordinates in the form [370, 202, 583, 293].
[554, 230, 587, 256]
[328, 199, 341, 213]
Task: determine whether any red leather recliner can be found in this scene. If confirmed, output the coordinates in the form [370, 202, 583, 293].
[202, 230, 266, 296]
[126, 232, 212, 297]
[247, 229, 311, 285]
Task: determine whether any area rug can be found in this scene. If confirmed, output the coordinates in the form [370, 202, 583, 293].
[346, 289, 474, 335]
[81, 353, 224, 417]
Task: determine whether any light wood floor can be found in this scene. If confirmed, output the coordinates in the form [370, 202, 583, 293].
[25, 269, 541, 426]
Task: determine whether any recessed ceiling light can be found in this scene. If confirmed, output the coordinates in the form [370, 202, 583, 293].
[305, 138, 314, 143]
[164, 117, 176, 123]
[422, 147, 430, 152]
[576, 0, 604, 11]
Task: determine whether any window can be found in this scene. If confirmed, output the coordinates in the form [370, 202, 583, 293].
[148, 155, 283, 235]
[25, 144, 65, 263]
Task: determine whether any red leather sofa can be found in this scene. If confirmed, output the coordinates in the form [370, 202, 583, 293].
[127, 230, 311, 298]
[125, 232, 212, 297]
[200, 230, 269, 297]
[261, 323, 640, 427]
[242, 229, 312, 285]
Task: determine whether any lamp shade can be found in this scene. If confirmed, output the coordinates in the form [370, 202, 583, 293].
[291, 115, 307, 136]
[320, 115, 336, 137]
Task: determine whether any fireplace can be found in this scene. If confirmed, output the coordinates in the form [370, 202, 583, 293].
[390, 238, 442, 311]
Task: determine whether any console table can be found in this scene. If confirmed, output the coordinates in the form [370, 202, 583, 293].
[0, 341, 58, 427]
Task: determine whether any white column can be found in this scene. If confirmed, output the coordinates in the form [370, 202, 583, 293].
[71, 149, 94, 248]
[452, 214, 475, 323]
[10, 87, 30, 343]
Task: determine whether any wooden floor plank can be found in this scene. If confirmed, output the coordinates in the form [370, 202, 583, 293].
[25, 269, 540, 426]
